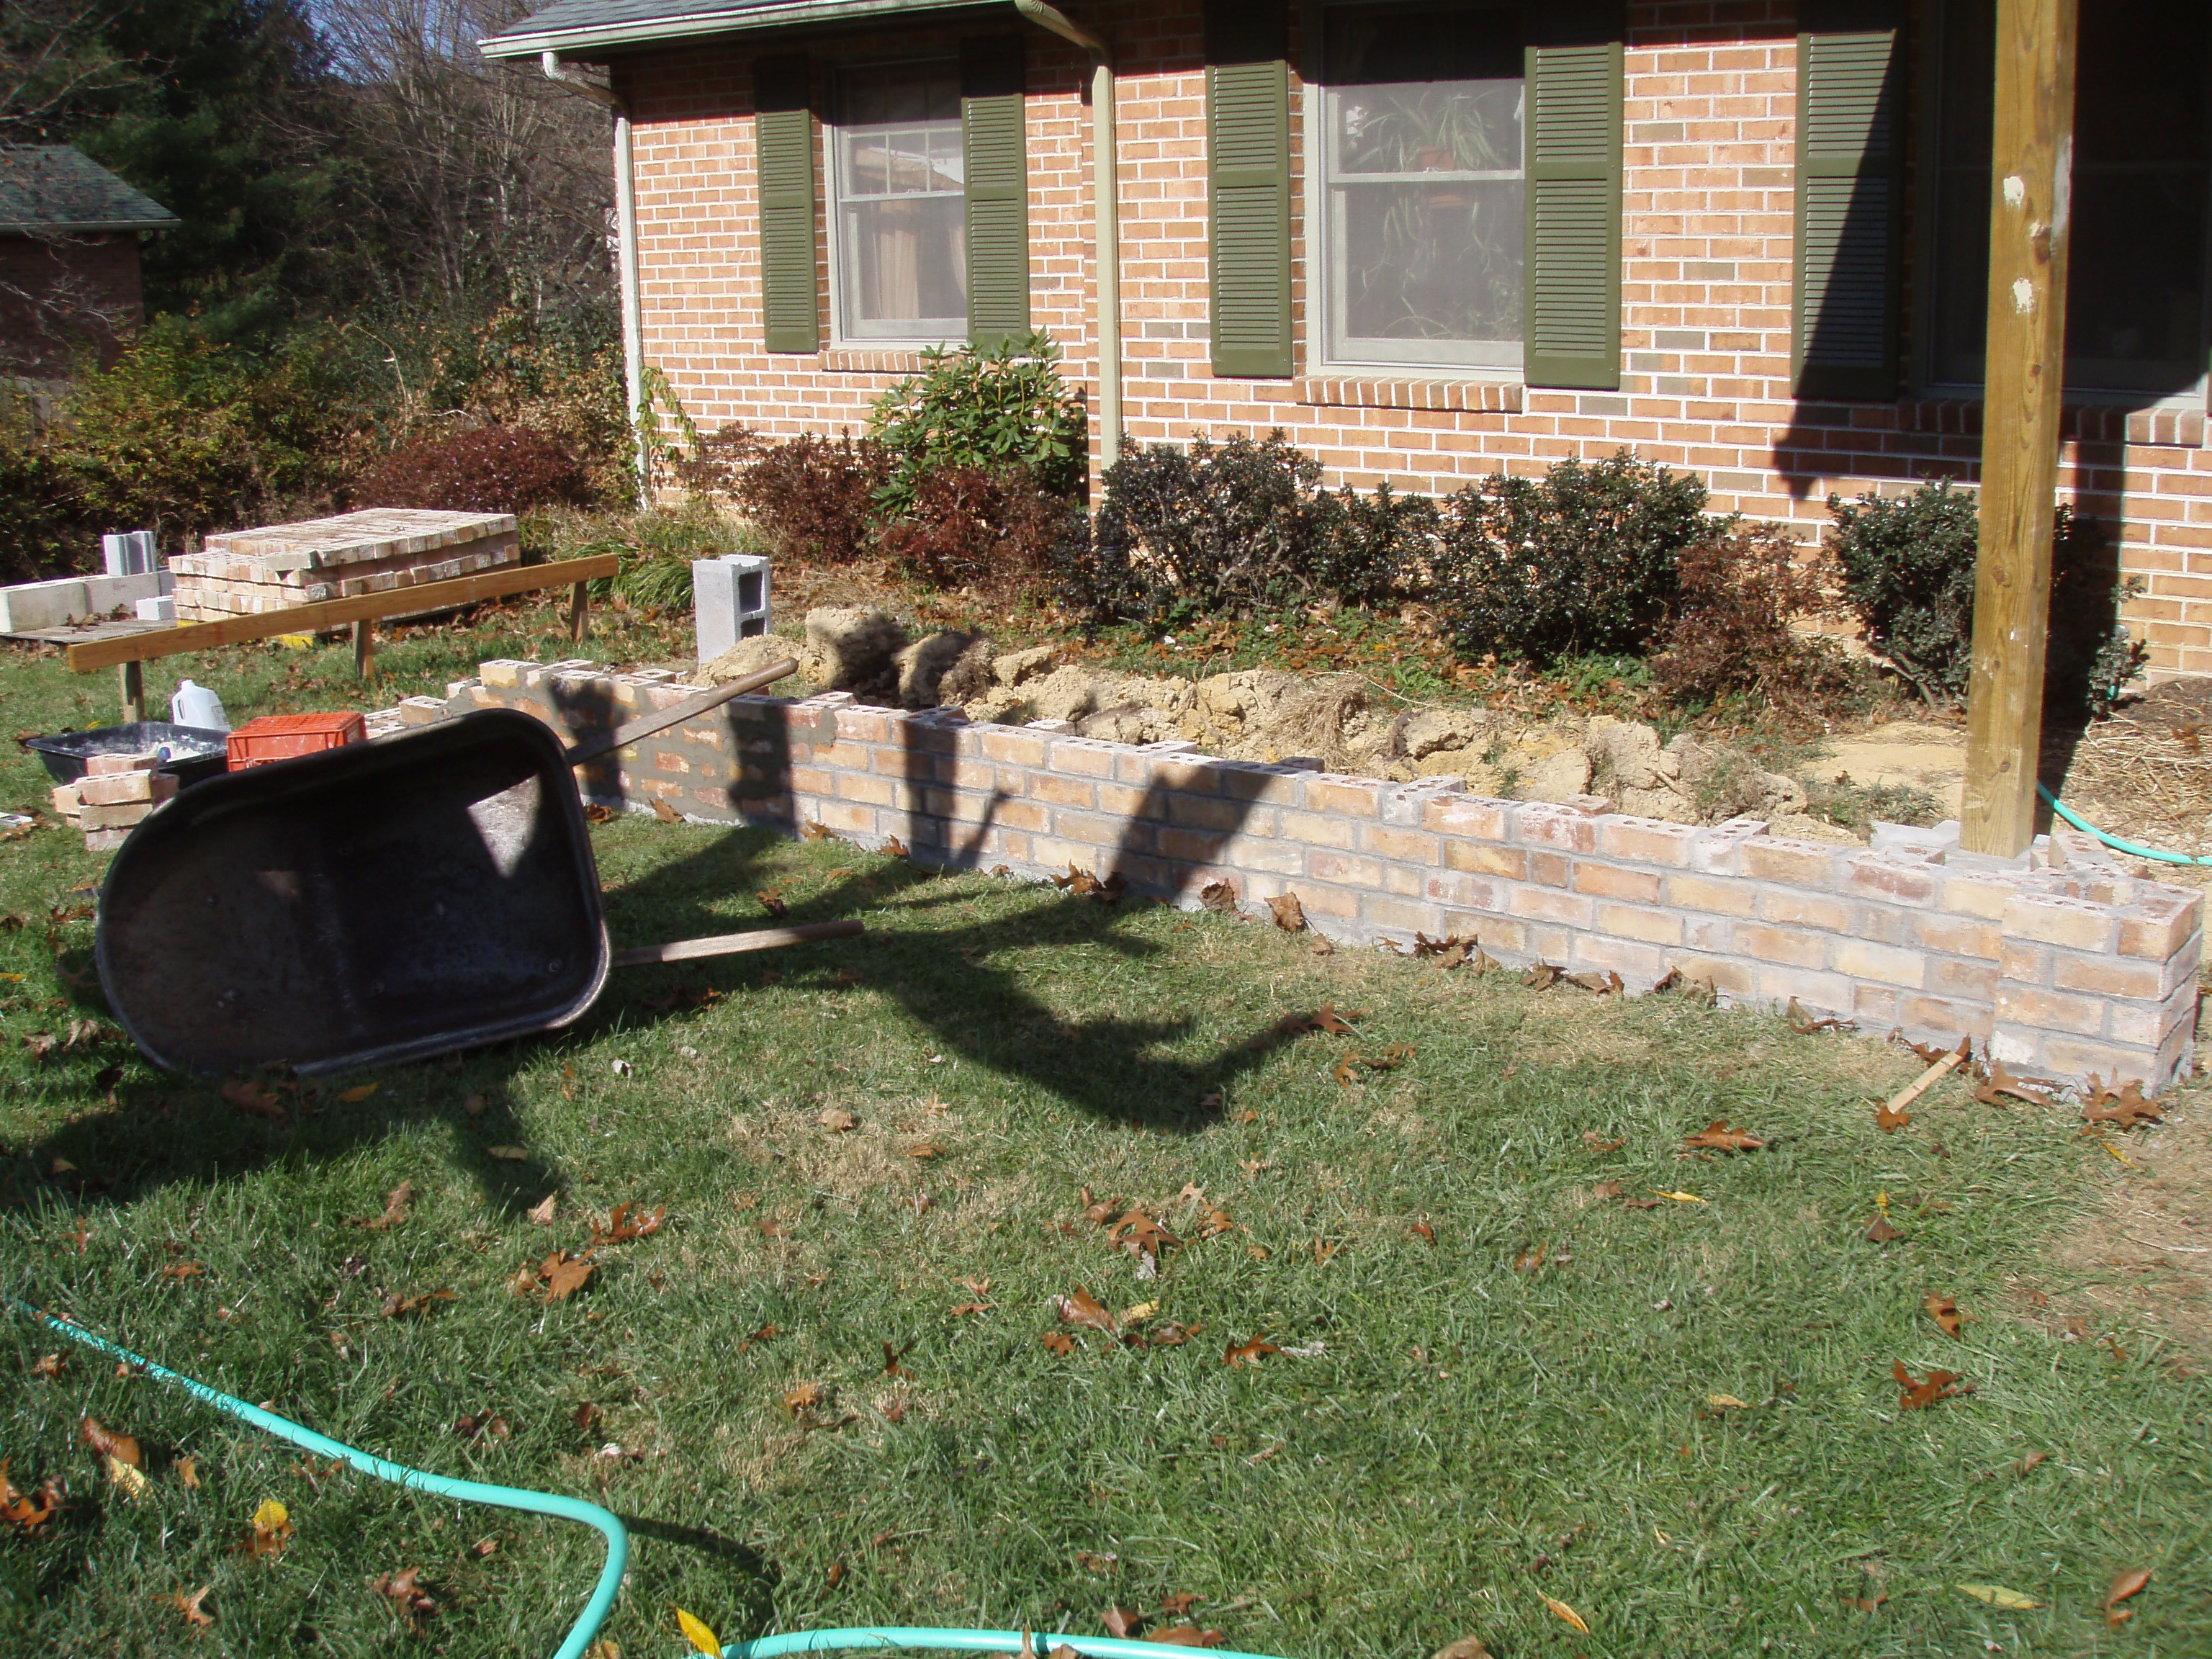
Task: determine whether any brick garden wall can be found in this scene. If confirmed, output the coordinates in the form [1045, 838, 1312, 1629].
[431, 660, 2206, 1092]
[613, 0, 2212, 675]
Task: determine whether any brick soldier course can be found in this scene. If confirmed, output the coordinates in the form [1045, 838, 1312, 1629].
[430, 659, 2205, 1092]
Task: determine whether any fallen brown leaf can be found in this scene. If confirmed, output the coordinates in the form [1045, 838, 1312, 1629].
[2082, 1077, 2162, 1130]
[175, 1585, 215, 1629]
[1145, 1629, 1223, 1647]
[1583, 1132, 1625, 1152]
[1863, 1215, 1904, 1243]
[539, 1251, 595, 1301]
[527, 1193, 558, 1226]
[160, 1261, 204, 1280]
[1057, 1287, 1120, 1336]
[1040, 1331, 1075, 1355]
[1786, 998, 1848, 1034]
[590, 1200, 665, 1246]
[1429, 1639, 1491, 1659]
[1925, 1294, 1968, 1338]
[1104, 1609, 1144, 1640]
[30, 1353, 63, 1380]
[370, 1565, 436, 1624]
[2104, 1567, 2152, 1626]
[244, 1498, 293, 1560]
[220, 1077, 284, 1123]
[0, 1460, 61, 1530]
[817, 1107, 859, 1133]
[1265, 892, 1305, 931]
[349, 1179, 415, 1232]
[379, 1289, 458, 1318]
[1197, 881, 1237, 914]
[1521, 963, 1562, 990]
[1682, 1120, 1763, 1153]
[1893, 1360, 1970, 1409]
[757, 890, 789, 919]
[1973, 1060, 2056, 1107]
[1411, 1218, 1435, 1244]
[1223, 1333, 1279, 1368]
[79, 1417, 139, 1468]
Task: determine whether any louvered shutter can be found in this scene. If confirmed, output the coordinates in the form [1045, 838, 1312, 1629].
[1794, 0, 1902, 399]
[962, 36, 1030, 349]
[1524, 2, 1624, 390]
[1205, 3, 1291, 377]
[755, 55, 818, 354]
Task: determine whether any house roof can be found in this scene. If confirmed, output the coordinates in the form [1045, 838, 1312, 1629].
[0, 146, 179, 234]
[479, 0, 992, 58]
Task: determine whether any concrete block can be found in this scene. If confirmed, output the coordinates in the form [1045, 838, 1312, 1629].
[0, 577, 89, 632]
[136, 594, 176, 622]
[693, 554, 772, 662]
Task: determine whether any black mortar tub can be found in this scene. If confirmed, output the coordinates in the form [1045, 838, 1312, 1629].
[95, 661, 859, 1075]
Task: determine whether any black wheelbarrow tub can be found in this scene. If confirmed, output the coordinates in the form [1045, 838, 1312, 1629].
[97, 709, 611, 1076]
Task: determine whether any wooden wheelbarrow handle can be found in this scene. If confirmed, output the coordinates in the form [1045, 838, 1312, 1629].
[611, 917, 863, 970]
[563, 658, 800, 769]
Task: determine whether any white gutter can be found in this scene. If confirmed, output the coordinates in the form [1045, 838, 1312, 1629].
[481, 0, 979, 59]
[541, 51, 649, 499]
[1010, 0, 1120, 469]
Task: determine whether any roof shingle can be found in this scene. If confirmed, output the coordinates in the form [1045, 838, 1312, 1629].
[0, 147, 179, 234]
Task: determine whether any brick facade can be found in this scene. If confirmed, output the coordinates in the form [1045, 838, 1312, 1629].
[0, 232, 144, 378]
[444, 659, 2206, 1092]
[613, 0, 2212, 673]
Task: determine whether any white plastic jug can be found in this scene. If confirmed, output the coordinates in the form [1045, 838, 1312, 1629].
[171, 680, 229, 732]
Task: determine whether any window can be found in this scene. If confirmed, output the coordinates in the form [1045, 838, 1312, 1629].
[1316, 4, 1527, 374]
[831, 62, 966, 344]
[1927, 0, 2211, 397]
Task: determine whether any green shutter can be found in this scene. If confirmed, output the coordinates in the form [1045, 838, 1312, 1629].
[755, 55, 817, 354]
[1524, 3, 1624, 390]
[963, 37, 1030, 349]
[1794, 0, 1902, 400]
[1205, 4, 1291, 377]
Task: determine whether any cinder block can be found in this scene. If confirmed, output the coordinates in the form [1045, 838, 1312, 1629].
[478, 660, 528, 689]
[1734, 923, 1826, 968]
[85, 750, 159, 777]
[1689, 817, 1770, 874]
[2118, 892, 2203, 960]
[80, 800, 154, 830]
[1757, 887, 1851, 931]
[1830, 938, 1925, 988]
[78, 770, 177, 807]
[1663, 872, 1758, 917]
[693, 553, 771, 662]
[0, 577, 89, 631]
[1742, 839, 1840, 886]
[2051, 953, 2164, 1001]
[1843, 854, 1938, 907]
[1514, 804, 1600, 853]
[1598, 817, 1700, 866]
[1993, 984, 2107, 1037]
[1593, 902, 1683, 945]
[1568, 934, 1671, 984]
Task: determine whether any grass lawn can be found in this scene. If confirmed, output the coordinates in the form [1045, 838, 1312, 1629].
[1, 629, 2207, 1657]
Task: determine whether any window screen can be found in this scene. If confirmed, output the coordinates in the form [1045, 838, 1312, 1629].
[1929, 0, 2211, 396]
[1321, 5, 1527, 372]
[833, 63, 967, 343]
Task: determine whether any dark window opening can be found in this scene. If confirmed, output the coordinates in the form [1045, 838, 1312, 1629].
[1928, 0, 2211, 396]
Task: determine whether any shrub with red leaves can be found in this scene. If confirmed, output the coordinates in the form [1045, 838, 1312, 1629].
[876, 464, 1074, 594]
[1650, 523, 1862, 716]
[716, 431, 889, 565]
[352, 426, 588, 515]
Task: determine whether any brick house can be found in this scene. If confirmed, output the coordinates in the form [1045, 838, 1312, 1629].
[483, 1, 2212, 675]
[0, 146, 179, 380]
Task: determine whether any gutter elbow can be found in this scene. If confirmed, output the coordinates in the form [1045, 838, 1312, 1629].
[542, 50, 626, 114]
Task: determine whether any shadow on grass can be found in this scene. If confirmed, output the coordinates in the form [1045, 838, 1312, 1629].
[11, 813, 1305, 1221]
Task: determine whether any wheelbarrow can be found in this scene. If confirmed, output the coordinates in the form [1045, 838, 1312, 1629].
[94, 660, 859, 1076]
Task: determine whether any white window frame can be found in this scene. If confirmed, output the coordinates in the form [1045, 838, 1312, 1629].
[1302, 0, 1529, 382]
[826, 56, 968, 351]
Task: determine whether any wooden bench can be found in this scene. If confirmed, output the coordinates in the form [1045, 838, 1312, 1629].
[67, 553, 621, 721]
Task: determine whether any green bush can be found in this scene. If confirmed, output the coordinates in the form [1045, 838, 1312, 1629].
[1825, 480, 2143, 711]
[868, 330, 1086, 517]
[1071, 431, 1338, 624]
[0, 320, 359, 577]
[1433, 452, 1716, 663]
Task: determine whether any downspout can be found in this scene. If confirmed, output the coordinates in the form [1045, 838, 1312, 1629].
[544, 51, 649, 499]
[1011, 1, 1120, 469]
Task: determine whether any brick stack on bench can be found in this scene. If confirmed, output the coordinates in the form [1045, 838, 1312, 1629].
[169, 508, 521, 621]
[50, 752, 178, 851]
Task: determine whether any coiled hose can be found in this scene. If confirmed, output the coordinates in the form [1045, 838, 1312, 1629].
[11, 1300, 627, 1659]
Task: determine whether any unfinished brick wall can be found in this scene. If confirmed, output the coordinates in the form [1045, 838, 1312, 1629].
[444, 661, 2205, 1092]
[614, 0, 2212, 674]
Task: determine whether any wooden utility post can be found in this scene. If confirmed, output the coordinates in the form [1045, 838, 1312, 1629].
[1961, 0, 2078, 856]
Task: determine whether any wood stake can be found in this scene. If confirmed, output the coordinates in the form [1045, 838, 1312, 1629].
[118, 659, 144, 723]
[351, 619, 372, 678]
[1884, 1048, 1966, 1117]
[1961, 0, 2078, 856]
[568, 580, 589, 644]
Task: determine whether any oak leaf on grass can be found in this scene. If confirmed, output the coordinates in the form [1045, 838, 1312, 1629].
[2105, 1568, 2152, 1627]
[1223, 1334, 1279, 1368]
[1682, 1120, 1763, 1153]
[1894, 1361, 1970, 1410]
[1925, 1294, 1967, 1337]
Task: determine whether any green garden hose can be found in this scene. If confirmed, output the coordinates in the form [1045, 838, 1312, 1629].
[10, 1300, 628, 1659]
[2037, 783, 2212, 866]
[729, 1631, 1303, 1659]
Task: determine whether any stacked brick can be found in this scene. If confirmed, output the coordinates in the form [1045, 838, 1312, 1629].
[171, 510, 520, 621]
[50, 752, 179, 851]
[441, 660, 2205, 1092]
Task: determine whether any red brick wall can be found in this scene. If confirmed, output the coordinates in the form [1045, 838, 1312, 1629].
[0, 232, 144, 377]
[616, 0, 2212, 674]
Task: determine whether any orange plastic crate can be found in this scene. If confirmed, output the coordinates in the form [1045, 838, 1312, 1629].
[226, 711, 367, 770]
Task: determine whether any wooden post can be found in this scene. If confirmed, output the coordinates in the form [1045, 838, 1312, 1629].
[1961, 0, 2078, 857]
[119, 660, 144, 724]
[351, 619, 373, 679]
[568, 581, 589, 644]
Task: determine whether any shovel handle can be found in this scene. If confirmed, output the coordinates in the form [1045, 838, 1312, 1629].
[610, 917, 863, 969]
[563, 658, 799, 769]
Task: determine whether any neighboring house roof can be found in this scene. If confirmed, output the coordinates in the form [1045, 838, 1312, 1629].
[0, 146, 179, 235]
[479, 0, 989, 58]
